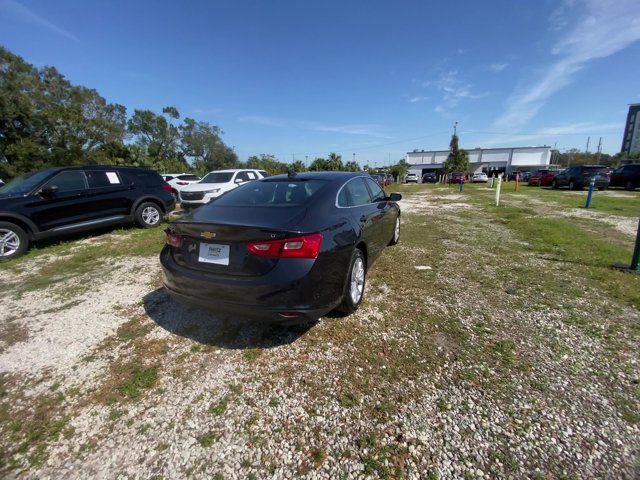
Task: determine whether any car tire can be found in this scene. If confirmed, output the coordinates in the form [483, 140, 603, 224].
[135, 202, 164, 228]
[389, 215, 400, 246]
[552, 180, 558, 189]
[0, 222, 29, 260]
[335, 248, 367, 314]
[625, 181, 635, 191]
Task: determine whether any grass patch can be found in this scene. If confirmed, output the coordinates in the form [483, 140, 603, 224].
[197, 430, 219, 447]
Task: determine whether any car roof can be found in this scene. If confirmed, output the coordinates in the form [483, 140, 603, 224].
[205, 169, 258, 174]
[265, 171, 365, 182]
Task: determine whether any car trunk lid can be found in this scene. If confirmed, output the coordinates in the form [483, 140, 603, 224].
[168, 205, 309, 276]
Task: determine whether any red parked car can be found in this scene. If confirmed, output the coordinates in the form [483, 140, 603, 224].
[528, 169, 550, 186]
[449, 172, 465, 184]
[539, 170, 559, 187]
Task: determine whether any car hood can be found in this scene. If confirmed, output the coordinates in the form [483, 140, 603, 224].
[181, 182, 229, 192]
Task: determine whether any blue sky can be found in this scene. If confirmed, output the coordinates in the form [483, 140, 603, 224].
[1, 0, 640, 165]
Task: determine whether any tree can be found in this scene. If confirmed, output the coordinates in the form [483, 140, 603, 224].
[180, 118, 238, 173]
[287, 160, 306, 172]
[389, 158, 408, 180]
[127, 107, 184, 168]
[245, 154, 288, 175]
[443, 133, 469, 173]
[0, 47, 127, 178]
[309, 157, 327, 171]
[325, 153, 344, 171]
[344, 160, 359, 172]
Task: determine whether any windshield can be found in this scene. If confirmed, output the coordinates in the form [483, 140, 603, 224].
[200, 172, 234, 183]
[0, 169, 54, 195]
[177, 174, 200, 181]
[213, 179, 328, 207]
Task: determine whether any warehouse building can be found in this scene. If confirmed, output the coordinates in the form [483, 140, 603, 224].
[406, 145, 552, 177]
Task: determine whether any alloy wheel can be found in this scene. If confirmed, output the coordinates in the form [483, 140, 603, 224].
[0, 228, 20, 258]
[142, 206, 160, 225]
[350, 257, 365, 304]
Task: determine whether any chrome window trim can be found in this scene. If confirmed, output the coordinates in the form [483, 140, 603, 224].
[335, 175, 386, 209]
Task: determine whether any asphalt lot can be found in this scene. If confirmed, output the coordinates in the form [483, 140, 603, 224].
[1, 183, 639, 479]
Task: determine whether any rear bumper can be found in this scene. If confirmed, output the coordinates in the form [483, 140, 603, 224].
[159, 246, 346, 322]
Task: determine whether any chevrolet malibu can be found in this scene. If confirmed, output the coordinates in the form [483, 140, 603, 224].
[160, 172, 402, 323]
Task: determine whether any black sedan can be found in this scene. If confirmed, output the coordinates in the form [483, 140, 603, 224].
[160, 172, 401, 324]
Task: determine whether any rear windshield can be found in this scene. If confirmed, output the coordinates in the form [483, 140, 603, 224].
[214, 180, 328, 207]
[201, 172, 234, 183]
[177, 174, 200, 181]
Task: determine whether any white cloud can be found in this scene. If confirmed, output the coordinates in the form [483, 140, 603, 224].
[311, 124, 391, 138]
[472, 121, 622, 147]
[0, 0, 78, 41]
[495, 0, 640, 128]
[423, 70, 488, 113]
[489, 63, 508, 72]
[238, 115, 284, 127]
[409, 96, 429, 103]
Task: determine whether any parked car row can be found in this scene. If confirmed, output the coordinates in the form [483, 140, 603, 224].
[526, 164, 640, 191]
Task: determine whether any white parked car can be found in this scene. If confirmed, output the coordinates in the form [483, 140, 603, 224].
[405, 172, 419, 183]
[472, 172, 488, 183]
[161, 173, 201, 198]
[179, 169, 268, 208]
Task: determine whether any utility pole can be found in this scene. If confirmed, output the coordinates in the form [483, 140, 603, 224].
[596, 137, 602, 163]
[305, 155, 308, 166]
[353, 153, 356, 164]
[585, 136, 590, 153]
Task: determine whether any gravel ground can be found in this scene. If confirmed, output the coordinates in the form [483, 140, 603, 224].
[0, 186, 638, 479]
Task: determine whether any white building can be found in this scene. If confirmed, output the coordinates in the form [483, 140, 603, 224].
[406, 146, 552, 176]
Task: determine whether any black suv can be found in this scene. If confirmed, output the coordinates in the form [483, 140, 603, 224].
[609, 164, 640, 190]
[0, 165, 175, 259]
[552, 165, 610, 190]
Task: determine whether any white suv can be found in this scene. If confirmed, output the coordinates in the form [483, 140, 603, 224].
[179, 169, 268, 208]
[161, 173, 201, 198]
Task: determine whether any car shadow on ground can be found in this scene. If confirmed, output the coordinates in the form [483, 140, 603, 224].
[142, 287, 313, 350]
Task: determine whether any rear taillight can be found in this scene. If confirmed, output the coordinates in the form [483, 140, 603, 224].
[162, 182, 173, 192]
[165, 229, 183, 248]
[177, 181, 189, 185]
[247, 233, 322, 259]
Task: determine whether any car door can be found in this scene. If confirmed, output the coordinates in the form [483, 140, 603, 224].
[342, 177, 384, 259]
[83, 169, 133, 220]
[364, 176, 394, 244]
[25, 170, 91, 232]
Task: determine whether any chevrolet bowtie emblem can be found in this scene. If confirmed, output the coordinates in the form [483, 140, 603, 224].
[200, 231, 216, 239]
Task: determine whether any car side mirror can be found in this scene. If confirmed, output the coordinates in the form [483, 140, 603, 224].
[234, 178, 243, 184]
[40, 185, 58, 197]
[388, 193, 402, 202]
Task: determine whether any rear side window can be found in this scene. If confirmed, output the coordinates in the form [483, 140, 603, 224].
[214, 180, 328, 207]
[127, 171, 164, 186]
[364, 177, 386, 202]
[177, 174, 200, 181]
[42, 171, 87, 192]
[246, 171, 257, 180]
[86, 171, 121, 188]
[258, 170, 269, 178]
[338, 178, 372, 207]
